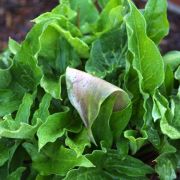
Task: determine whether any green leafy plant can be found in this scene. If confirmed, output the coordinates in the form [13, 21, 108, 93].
[0, 0, 179, 179]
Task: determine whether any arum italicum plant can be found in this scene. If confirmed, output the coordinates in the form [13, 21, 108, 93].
[0, 0, 180, 179]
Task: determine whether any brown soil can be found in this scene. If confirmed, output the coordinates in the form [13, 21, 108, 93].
[0, 0, 59, 51]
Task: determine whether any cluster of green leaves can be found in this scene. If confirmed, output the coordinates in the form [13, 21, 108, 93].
[0, 0, 179, 179]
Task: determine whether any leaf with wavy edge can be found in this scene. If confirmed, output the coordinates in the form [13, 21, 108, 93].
[125, 0, 164, 93]
[66, 67, 130, 142]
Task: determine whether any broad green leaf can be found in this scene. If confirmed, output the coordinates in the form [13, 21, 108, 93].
[175, 65, 180, 80]
[66, 67, 130, 140]
[65, 128, 90, 157]
[37, 107, 81, 150]
[103, 151, 153, 177]
[32, 93, 52, 123]
[11, 40, 42, 91]
[110, 103, 132, 140]
[65, 149, 152, 180]
[124, 130, 148, 154]
[51, 23, 89, 58]
[86, 27, 127, 78]
[0, 138, 16, 167]
[0, 89, 22, 117]
[95, 0, 124, 32]
[123, 54, 146, 128]
[8, 38, 21, 55]
[64, 167, 111, 180]
[35, 174, 64, 180]
[163, 65, 174, 96]
[152, 96, 162, 122]
[144, 0, 169, 44]
[125, 0, 164, 93]
[159, 138, 176, 155]
[15, 93, 33, 124]
[0, 51, 12, 89]
[0, 117, 42, 139]
[91, 95, 115, 147]
[116, 137, 129, 156]
[69, 0, 99, 32]
[146, 122, 161, 149]
[23, 14, 85, 74]
[153, 91, 180, 139]
[40, 75, 62, 100]
[163, 51, 180, 71]
[97, 0, 109, 9]
[65, 167, 148, 180]
[155, 156, 177, 180]
[23, 143, 94, 176]
[38, 24, 82, 71]
[54, 37, 81, 74]
[86, 150, 153, 178]
[155, 139, 177, 180]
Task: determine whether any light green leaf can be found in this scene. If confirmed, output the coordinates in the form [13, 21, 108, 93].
[97, 0, 109, 9]
[0, 117, 42, 139]
[153, 91, 180, 139]
[175, 65, 180, 80]
[125, 0, 164, 93]
[40, 75, 62, 100]
[23, 143, 94, 176]
[64, 167, 111, 180]
[15, 93, 33, 124]
[144, 0, 169, 44]
[32, 93, 52, 123]
[37, 107, 81, 150]
[65, 128, 90, 157]
[95, 0, 124, 32]
[8, 38, 21, 55]
[155, 156, 176, 180]
[51, 23, 90, 58]
[124, 130, 148, 154]
[155, 139, 177, 180]
[163, 51, 180, 71]
[69, 0, 99, 32]
[38, 23, 81, 72]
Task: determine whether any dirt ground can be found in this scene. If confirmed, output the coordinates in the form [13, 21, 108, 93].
[0, 0, 59, 51]
[0, 0, 180, 53]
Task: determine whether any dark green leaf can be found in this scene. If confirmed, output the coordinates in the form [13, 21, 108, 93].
[86, 28, 127, 78]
